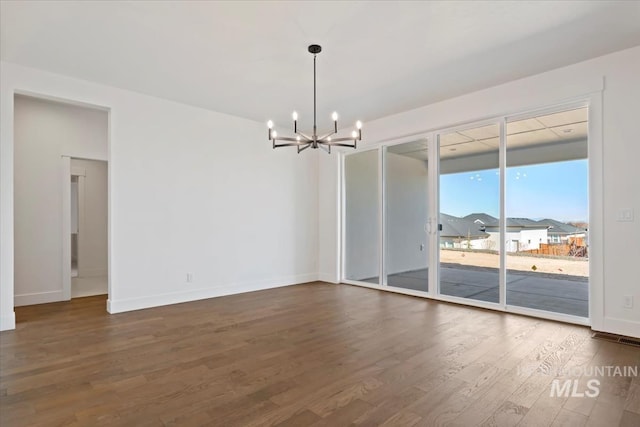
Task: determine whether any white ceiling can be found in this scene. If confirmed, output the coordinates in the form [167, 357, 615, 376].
[2, 1, 639, 132]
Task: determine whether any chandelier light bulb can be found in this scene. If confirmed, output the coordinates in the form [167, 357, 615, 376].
[296, 135, 301, 142]
[356, 120, 362, 129]
[328, 136, 332, 142]
[351, 130, 358, 138]
[272, 130, 278, 138]
[267, 120, 273, 129]
[292, 111, 298, 121]
[332, 112, 338, 121]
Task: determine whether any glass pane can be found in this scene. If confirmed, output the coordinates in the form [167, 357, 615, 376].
[345, 150, 380, 283]
[385, 140, 429, 292]
[439, 124, 500, 303]
[506, 107, 589, 317]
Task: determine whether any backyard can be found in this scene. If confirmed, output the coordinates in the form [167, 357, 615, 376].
[440, 249, 588, 277]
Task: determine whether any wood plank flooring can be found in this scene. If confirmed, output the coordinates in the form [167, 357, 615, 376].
[1, 282, 638, 426]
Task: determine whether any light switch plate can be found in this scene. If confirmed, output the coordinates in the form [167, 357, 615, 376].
[616, 208, 634, 222]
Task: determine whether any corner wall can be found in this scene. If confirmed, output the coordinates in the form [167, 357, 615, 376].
[320, 46, 640, 338]
[1, 62, 319, 330]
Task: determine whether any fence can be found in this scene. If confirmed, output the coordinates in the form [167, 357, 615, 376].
[525, 241, 587, 257]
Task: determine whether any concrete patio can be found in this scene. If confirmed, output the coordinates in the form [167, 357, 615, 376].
[362, 263, 589, 318]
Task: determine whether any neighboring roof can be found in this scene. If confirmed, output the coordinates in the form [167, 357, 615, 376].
[537, 218, 587, 235]
[506, 218, 546, 228]
[463, 213, 498, 225]
[441, 213, 489, 239]
[449, 213, 586, 234]
[477, 217, 549, 230]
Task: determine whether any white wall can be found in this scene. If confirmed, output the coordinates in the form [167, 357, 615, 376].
[13, 96, 108, 306]
[487, 231, 506, 253]
[441, 237, 490, 250]
[489, 229, 549, 253]
[72, 158, 108, 278]
[320, 45, 640, 338]
[1, 61, 319, 330]
[386, 153, 428, 275]
[517, 229, 548, 251]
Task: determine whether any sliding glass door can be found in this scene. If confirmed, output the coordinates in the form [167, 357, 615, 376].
[438, 124, 501, 304]
[342, 103, 590, 323]
[505, 107, 589, 317]
[344, 149, 380, 284]
[384, 140, 429, 292]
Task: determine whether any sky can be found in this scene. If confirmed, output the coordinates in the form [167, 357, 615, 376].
[440, 159, 588, 223]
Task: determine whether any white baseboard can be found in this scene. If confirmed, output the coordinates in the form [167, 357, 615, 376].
[599, 317, 640, 339]
[0, 312, 16, 331]
[14, 290, 66, 307]
[318, 272, 339, 284]
[107, 273, 318, 314]
[72, 289, 108, 299]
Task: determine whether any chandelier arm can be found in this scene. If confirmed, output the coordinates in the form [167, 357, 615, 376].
[323, 136, 358, 143]
[295, 130, 313, 141]
[274, 142, 306, 148]
[275, 136, 308, 143]
[321, 141, 357, 148]
[318, 143, 330, 154]
[298, 143, 312, 153]
[317, 130, 337, 141]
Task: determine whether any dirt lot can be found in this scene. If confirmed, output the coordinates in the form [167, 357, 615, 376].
[440, 250, 588, 277]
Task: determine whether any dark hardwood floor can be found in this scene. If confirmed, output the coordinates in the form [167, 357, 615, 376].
[1, 283, 638, 426]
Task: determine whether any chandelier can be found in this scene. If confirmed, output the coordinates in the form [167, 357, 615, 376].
[268, 44, 362, 154]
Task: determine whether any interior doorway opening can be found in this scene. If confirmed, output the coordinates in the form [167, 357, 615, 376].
[67, 158, 108, 299]
[13, 93, 109, 310]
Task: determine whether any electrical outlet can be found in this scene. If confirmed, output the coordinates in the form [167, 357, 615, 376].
[624, 295, 633, 309]
[186, 273, 193, 283]
[420, 243, 425, 251]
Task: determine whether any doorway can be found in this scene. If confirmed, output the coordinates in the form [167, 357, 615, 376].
[13, 94, 109, 308]
[65, 158, 108, 298]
